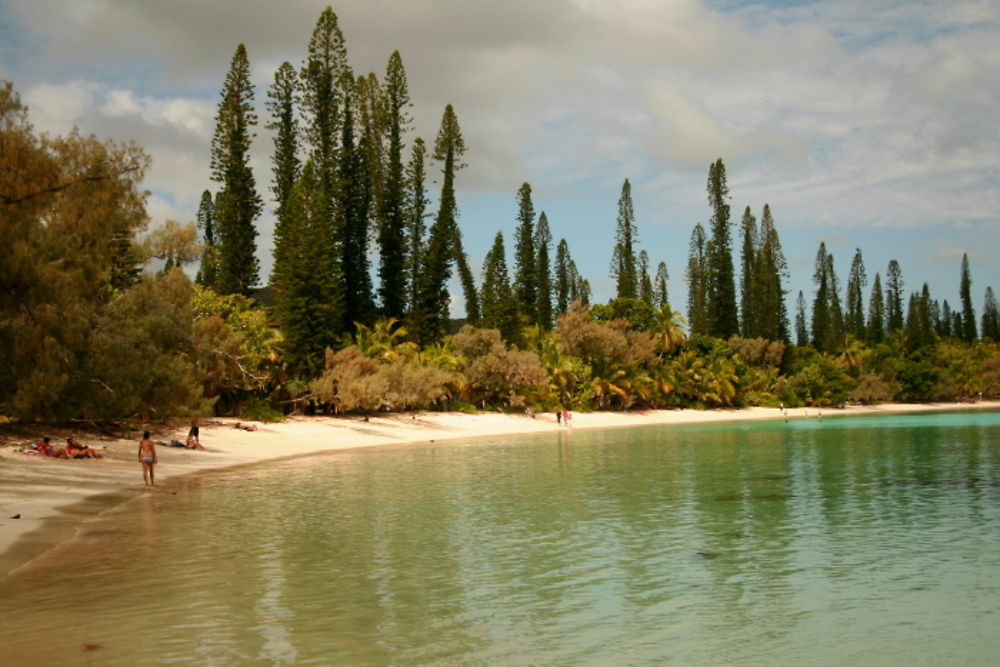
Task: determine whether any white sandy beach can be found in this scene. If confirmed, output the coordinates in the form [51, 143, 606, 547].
[2, 402, 998, 579]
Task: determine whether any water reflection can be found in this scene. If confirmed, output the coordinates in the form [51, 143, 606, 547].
[1, 412, 999, 664]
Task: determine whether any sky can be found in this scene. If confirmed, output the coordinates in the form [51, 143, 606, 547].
[2, 0, 999, 323]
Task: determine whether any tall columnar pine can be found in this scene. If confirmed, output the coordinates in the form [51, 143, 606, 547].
[513, 182, 537, 323]
[885, 259, 904, 333]
[686, 223, 709, 335]
[266, 61, 300, 223]
[611, 178, 639, 299]
[405, 137, 428, 313]
[845, 248, 867, 339]
[534, 212, 553, 329]
[939, 299, 953, 337]
[752, 204, 789, 341]
[811, 242, 843, 352]
[638, 250, 653, 306]
[738, 206, 757, 337]
[555, 239, 572, 315]
[378, 50, 411, 319]
[195, 190, 219, 289]
[654, 261, 669, 310]
[960, 253, 977, 342]
[414, 104, 469, 343]
[795, 291, 808, 346]
[210, 43, 262, 296]
[905, 284, 935, 350]
[705, 159, 739, 337]
[480, 232, 521, 344]
[299, 7, 349, 334]
[338, 72, 375, 329]
[982, 287, 1000, 341]
[272, 162, 343, 377]
[867, 272, 885, 344]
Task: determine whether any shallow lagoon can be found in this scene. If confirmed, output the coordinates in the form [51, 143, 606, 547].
[2, 411, 999, 665]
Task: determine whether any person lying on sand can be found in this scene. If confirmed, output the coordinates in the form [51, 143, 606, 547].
[233, 422, 258, 431]
[66, 437, 102, 459]
[185, 434, 205, 449]
[36, 437, 69, 459]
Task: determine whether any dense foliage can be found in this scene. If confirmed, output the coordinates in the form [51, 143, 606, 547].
[3, 6, 998, 423]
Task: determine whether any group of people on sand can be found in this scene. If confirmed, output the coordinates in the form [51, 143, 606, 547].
[556, 410, 573, 427]
[27, 436, 103, 459]
[137, 423, 204, 487]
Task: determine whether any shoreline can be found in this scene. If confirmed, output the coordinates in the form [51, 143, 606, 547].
[2, 401, 999, 579]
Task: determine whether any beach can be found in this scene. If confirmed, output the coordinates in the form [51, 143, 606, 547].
[2, 401, 998, 579]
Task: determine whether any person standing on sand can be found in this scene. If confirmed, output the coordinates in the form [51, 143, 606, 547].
[138, 431, 157, 486]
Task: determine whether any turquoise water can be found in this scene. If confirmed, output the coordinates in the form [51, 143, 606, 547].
[2, 411, 1000, 665]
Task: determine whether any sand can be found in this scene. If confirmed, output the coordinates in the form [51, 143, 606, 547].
[2, 401, 998, 579]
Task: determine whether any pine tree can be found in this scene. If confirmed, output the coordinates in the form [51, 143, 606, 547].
[299, 7, 349, 334]
[960, 253, 977, 342]
[480, 232, 520, 343]
[195, 190, 219, 289]
[795, 291, 808, 346]
[339, 73, 374, 329]
[266, 61, 300, 223]
[867, 272, 885, 344]
[378, 50, 411, 319]
[939, 299, 953, 337]
[845, 248, 867, 339]
[686, 223, 709, 335]
[905, 284, 934, 350]
[739, 205, 757, 337]
[611, 178, 639, 299]
[272, 162, 343, 377]
[534, 212, 553, 329]
[210, 43, 262, 296]
[555, 239, 572, 315]
[886, 260, 904, 333]
[811, 242, 843, 352]
[654, 261, 669, 310]
[982, 287, 1000, 341]
[705, 159, 739, 337]
[752, 204, 789, 341]
[639, 250, 653, 305]
[414, 104, 471, 343]
[513, 182, 537, 323]
[405, 137, 428, 313]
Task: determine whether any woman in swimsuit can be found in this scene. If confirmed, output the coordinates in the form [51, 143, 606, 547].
[66, 437, 102, 459]
[138, 431, 157, 486]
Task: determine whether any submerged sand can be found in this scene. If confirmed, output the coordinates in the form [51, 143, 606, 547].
[2, 402, 998, 579]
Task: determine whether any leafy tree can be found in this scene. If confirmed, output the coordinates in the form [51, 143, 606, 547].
[867, 272, 885, 344]
[451, 326, 548, 408]
[739, 206, 757, 337]
[378, 50, 411, 319]
[845, 247, 867, 339]
[195, 190, 220, 288]
[960, 253, 977, 342]
[210, 43, 262, 296]
[982, 287, 1000, 342]
[513, 182, 537, 323]
[0, 81, 156, 418]
[611, 178, 638, 299]
[535, 212, 553, 329]
[686, 223, 709, 335]
[143, 220, 201, 273]
[886, 259, 905, 333]
[654, 261, 669, 309]
[705, 159, 739, 337]
[480, 232, 521, 344]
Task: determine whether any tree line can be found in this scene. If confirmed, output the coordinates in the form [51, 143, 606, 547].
[3, 5, 1000, 422]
